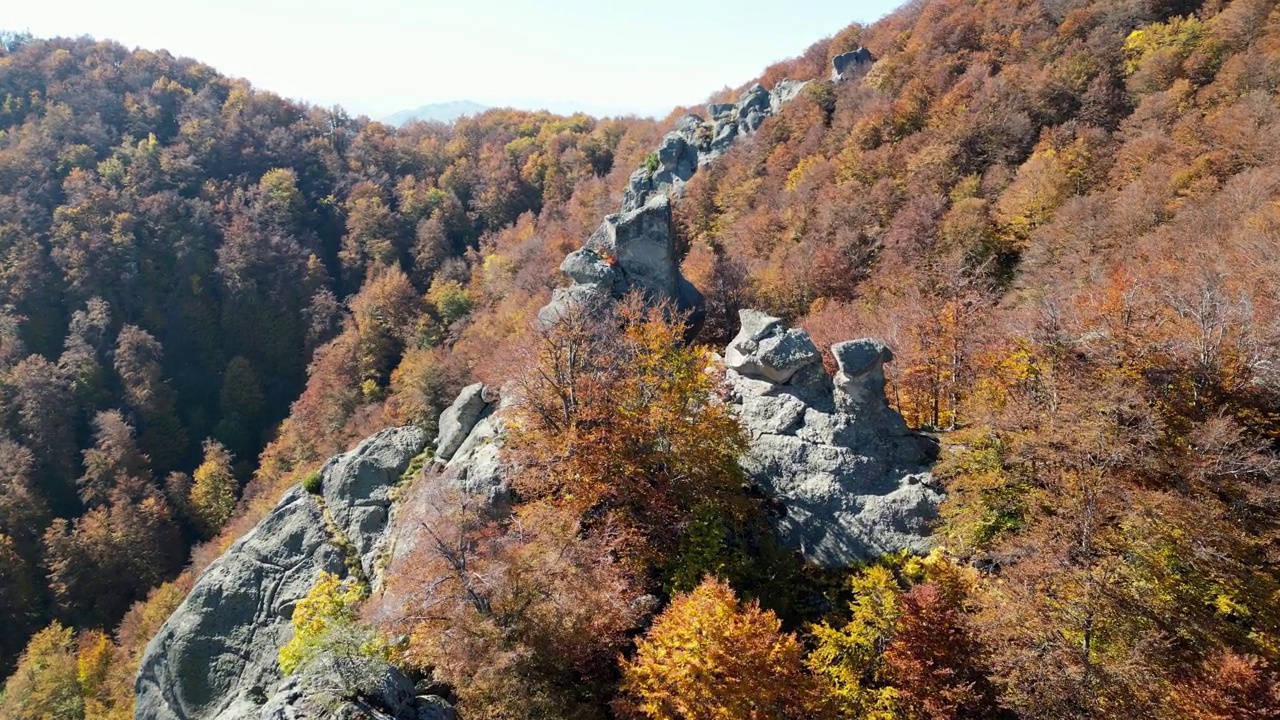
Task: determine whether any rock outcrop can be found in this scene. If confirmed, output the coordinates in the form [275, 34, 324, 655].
[537, 194, 704, 329]
[621, 80, 810, 212]
[434, 383, 489, 462]
[540, 79, 808, 330]
[832, 47, 875, 81]
[135, 427, 430, 720]
[258, 657, 455, 720]
[722, 311, 942, 566]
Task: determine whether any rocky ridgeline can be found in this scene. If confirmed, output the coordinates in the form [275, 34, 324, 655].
[538, 78, 809, 329]
[135, 61, 920, 719]
[621, 79, 809, 213]
[722, 310, 941, 565]
[133, 427, 461, 720]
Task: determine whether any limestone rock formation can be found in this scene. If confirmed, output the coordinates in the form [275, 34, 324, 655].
[621, 80, 810, 212]
[537, 195, 700, 328]
[434, 383, 489, 461]
[134, 427, 430, 720]
[832, 47, 876, 81]
[722, 310, 942, 566]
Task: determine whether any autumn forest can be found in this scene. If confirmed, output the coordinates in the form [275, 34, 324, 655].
[2, 0, 1280, 717]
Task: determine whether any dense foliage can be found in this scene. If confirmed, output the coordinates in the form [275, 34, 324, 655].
[0, 30, 657, 714]
[6, 0, 1280, 717]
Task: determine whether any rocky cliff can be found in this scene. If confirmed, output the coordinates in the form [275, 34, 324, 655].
[722, 310, 941, 565]
[134, 427, 446, 720]
[135, 72, 939, 717]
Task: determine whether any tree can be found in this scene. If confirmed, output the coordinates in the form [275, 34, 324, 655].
[8, 355, 78, 502]
[42, 488, 181, 627]
[618, 577, 816, 720]
[187, 440, 237, 538]
[278, 571, 388, 697]
[112, 325, 186, 473]
[807, 566, 904, 719]
[0, 534, 41, 677]
[883, 580, 1002, 719]
[389, 487, 642, 720]
[0, 622, 83, 720]
[76, 411, 150, 508]
[508, 297, 747, 562]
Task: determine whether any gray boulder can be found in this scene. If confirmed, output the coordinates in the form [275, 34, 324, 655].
[435, 384, 491, 462]
[707, 102, 736, 119]
[832, 47, 875, 81]
[560, 248, 618, 288]
[135, 428, 429, 720]
[724, 310, 821, 384]
[770, 79, 810, 114]
[737, 83, 772, 134]
[586, 195, 678, 301]
[535, 282, 612, 329]
[538, 195, 693, 327]
[724, 312, 942, 567]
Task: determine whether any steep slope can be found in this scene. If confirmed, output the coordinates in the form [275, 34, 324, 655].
[135, 428, 429, 720]
[6, 0, 1280, 717]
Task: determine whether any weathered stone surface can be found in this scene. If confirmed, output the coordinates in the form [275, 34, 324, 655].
[538, 195, 692, 328]
[560, 248, 618, 288]
[831, 339, 904, 432]
[435, 384, 490, 461]
[707, 102, 736, 119]
[257, 657, 411, 719]
[724, 310, 821, 384]
[444, 410, 507, 506]
[586, 195, 678, 301]
[135, 429, 429, 720]
[724, 313, 942, 567]
[737, 83, 772, 134]
[535, 282, 611, 329]
[257, 656, 455, 720]
[620, 78, 808, 212]
[322, 426, 429, 581]
[770, 79, 810, 114]
[135, 489, 345, 720]
[832, 47, 875, 81]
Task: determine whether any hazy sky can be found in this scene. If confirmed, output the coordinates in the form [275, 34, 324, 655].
[7, 0, 903, 119]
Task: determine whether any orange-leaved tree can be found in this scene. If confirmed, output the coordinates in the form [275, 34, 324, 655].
[618, 577, 817, 720]
[506, 295, 747, 564]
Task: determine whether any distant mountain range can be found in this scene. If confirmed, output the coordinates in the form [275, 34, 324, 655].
[381, 99, 663, 125]
[381, 100, 490, 126]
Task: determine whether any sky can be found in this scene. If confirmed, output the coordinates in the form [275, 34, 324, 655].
[6, 0, 904, 120]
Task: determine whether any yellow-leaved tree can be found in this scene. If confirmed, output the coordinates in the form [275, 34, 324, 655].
[618, 577, 816, 720]
[187, 440, 237, 538]
[278, 572, 377, 676]
[805, 565, 903, 720]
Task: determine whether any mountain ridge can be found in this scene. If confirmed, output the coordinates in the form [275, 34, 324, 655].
[380, 99, 490, 126]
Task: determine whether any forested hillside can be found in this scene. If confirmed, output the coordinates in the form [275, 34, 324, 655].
[3, 0, 1280, 716]
[0, 29, 657, 687]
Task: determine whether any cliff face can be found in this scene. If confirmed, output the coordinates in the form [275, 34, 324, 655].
[722, 311, 941, 565]
[134, 428, 430, 720]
